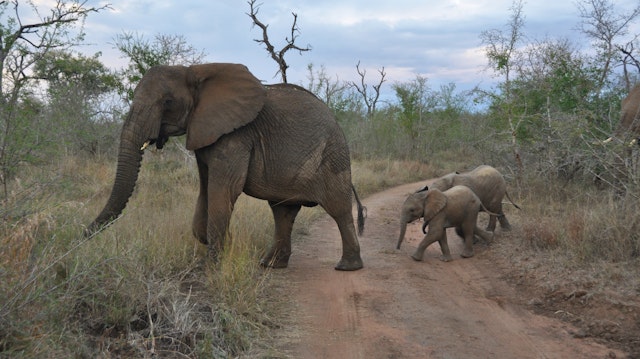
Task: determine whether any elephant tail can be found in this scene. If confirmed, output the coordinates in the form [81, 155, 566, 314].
[479, 202, 502, 217]
[504, 190, 521, 210]
[352, 185, 367, 235]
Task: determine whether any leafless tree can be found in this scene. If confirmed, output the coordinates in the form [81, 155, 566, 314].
[0, 0, 109, 201]
[479, 0, 526, 186]
[576, 0, 640, 91]
[306, 63, 349, 107]
[247, 0, 311, 83]
[0, 0, 109, 100]
[617, 43, 640, 91]
[350, 61, 386, 120]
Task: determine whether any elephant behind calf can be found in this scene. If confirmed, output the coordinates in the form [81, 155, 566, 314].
[603, 84, 640, 146]
[429, 165, 519, 232]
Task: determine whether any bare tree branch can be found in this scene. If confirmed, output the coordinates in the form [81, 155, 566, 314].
[576, 0, 640, 91]
[350, 61, 386, 119]
[0, 0, 109, 201]
[617, 43, 640, 90]
[247, 0, 311, 83]
[0, 0, 110, 95]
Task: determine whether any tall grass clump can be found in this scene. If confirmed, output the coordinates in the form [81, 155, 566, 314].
[0, 148, 282, 358]
[499, 170, 640, 293]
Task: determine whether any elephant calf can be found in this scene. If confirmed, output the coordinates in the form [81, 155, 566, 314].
[396, 185, 493, 262]
[429, 165, 519, 232]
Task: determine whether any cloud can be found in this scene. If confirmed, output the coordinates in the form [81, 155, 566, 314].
[75, 0, 617, 100]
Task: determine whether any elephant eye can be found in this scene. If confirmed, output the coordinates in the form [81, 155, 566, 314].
[163, 98, 173, 108]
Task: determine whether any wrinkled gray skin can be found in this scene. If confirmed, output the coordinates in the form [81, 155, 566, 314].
[429, 165, 518, 232]
[396, 185, 493, 262]
[604, 84, 640, 146]
[86, 63, 364, 271]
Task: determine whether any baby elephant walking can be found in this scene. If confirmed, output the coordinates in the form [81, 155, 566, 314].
[396, 185, 493, 262]
[429, 165, 519, 232]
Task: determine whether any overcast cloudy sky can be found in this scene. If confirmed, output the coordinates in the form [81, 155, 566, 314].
[78, 0, 638, 98]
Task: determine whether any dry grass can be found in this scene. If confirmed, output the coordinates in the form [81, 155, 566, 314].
[0, 151, 278, 357]
[494, 173, 640, 302]
[2, 147, 640, 357]
[0, 150, 434, 358]
[352, 158, 442, 197]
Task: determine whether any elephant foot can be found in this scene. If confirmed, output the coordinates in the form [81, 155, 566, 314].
[499, 217, 513, 231]
[206, 246, 221, 264]
[439, 254, 453, 262]
[196, 236, 208, 245]
[460, 249, 475, 258]
[475, 232, 494, 245]
[335, 255, 363, 271]
[259, 252, 291, 269]
[411, 252, 424, 261]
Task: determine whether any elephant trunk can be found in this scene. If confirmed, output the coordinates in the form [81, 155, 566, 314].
[396, 221, 408, 249]
[85, 109, 154, 236]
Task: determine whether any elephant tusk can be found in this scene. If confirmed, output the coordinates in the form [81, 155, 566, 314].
[140, 141, 151, 151]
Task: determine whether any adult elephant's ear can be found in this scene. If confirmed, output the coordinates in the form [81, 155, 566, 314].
[186, 63, 266, 151]
[423, 189, 447, 223]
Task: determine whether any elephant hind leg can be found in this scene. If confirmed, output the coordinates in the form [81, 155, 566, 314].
[460, 222, 476, 258]
[331, 212, 363, 271]
[437, 232, 453, 262]
[498, 213, 512, 231]
[473, 226, 494, 244]
[260, 202, 301, 269]
[486, 214, 498, 232]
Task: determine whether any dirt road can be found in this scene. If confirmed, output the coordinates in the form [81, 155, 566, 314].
[270, 181, 625, 358]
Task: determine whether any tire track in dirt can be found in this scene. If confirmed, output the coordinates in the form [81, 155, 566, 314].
[271, 182, 625, 358]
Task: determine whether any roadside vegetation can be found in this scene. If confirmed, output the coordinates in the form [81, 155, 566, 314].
[1, 0, 640, 357]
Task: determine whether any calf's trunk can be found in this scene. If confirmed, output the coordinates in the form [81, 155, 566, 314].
[396, 221, 408, 249]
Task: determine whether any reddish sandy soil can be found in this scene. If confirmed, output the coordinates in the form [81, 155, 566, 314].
[269, 181, 634, 358]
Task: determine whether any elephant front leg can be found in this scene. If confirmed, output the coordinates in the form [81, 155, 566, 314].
[192, 160, 209, 245]
[412, 231, 439, 261]
[192, 160, 233, 258]
[260, 203, 301, 269]
[204, 183, 242, 260]
[192, 190, 208, 245]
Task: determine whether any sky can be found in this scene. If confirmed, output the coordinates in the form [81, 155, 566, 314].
[40, 1, 640, 101]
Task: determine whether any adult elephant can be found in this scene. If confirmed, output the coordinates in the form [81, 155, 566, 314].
[428, 165, 519, 232]
[604, 84, 640, 145]
[86, 63, 365, 271]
